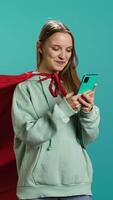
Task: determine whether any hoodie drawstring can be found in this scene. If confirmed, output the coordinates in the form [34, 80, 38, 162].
[47, 139, 52, 151]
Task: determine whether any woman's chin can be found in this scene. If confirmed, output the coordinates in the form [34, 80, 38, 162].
[54, 65, 65, 72]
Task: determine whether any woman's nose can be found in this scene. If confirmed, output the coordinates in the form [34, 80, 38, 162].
[58, 50, 66, 59]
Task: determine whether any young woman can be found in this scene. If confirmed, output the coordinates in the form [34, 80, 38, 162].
[11, 20, 100, 200]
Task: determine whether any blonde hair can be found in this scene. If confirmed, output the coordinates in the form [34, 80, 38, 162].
[36, 20, 80, 93]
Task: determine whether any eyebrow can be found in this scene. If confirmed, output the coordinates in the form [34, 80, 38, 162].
[51, 44, 73, 48]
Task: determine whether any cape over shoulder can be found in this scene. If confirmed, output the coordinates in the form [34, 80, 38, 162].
[0, 71, 37, 199]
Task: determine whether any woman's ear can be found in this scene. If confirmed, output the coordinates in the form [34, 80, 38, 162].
[36, 41, 43, 66]
[37, 41, 43, 54]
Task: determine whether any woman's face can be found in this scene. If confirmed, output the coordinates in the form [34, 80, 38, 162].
[39, 32, 73, 73]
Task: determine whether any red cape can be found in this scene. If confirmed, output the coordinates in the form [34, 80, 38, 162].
[0, 72, 37, 200]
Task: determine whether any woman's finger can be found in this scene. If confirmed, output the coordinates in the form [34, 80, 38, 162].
[78, 95, 90, 106]
[92, 83, 97, 92]
[80, 92, 94, 104]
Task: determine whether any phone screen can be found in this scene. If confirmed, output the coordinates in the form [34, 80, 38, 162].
[77, 74, 98, 94]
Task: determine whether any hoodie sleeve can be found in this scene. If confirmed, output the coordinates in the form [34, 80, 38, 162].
[11, 83, 76, 146]
[77, 105, 100, 148]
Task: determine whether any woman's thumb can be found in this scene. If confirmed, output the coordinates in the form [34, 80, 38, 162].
[65, 91, 74, 99]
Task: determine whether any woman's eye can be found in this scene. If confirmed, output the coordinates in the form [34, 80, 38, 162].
[52, 46, 59, 51]
[66, 48, 72, 53]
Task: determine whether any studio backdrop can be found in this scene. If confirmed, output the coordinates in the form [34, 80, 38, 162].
[0, 0, 113, 200]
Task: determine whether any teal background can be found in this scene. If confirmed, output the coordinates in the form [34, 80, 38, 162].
[0, 0, 113, 199]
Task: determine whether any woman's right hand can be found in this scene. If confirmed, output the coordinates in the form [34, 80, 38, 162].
[65, 91, 81, 111]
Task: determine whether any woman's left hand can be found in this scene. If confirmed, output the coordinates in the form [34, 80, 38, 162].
[78, 86, 96, 112]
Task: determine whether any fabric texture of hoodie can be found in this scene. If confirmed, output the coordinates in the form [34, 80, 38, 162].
[11, 75, 100, 200]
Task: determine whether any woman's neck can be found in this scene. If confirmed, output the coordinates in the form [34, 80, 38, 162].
[37, 66, 59, 74]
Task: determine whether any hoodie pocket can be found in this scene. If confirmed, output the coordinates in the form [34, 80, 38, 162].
[32, 140, 93, 186]
[32, 140, 61, 185]
[32, 144, 46, 182]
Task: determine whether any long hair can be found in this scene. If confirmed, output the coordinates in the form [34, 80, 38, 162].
[36, 20, 80, 93]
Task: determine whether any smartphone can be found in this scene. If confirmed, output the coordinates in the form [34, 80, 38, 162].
[77, 74, 98, 94]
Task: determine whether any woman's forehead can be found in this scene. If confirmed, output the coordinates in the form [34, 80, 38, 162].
[45, 32, 73, 46]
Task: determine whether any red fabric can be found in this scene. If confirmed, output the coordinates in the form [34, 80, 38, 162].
[0, 72, 38, 200]
[37, 72, 67, 97]
[0, 71, 67, 200]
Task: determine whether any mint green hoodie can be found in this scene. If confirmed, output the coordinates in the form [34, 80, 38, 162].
[11, 75, 100, 200]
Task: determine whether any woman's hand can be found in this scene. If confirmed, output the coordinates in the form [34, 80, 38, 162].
[65, 91, 81, 111]
[78, 85, 96, 112]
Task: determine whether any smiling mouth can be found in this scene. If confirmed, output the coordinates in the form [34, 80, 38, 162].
[55, 61, 66, 65]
